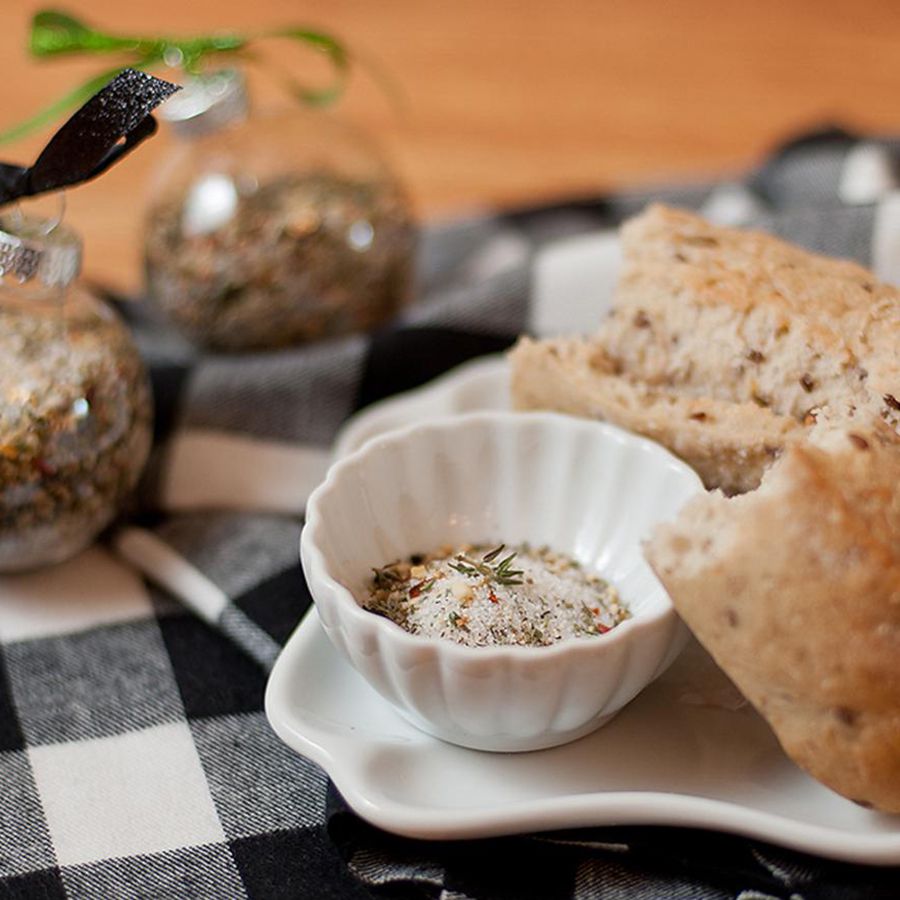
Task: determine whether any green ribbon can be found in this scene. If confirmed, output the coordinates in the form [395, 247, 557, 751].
[0, 9, 350, 143]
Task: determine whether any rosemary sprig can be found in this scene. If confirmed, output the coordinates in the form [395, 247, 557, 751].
[493, 551, 525, 585]
[448, 559, 480, 578]
[449, 545, 524, 586]
[481, 544, 505, 563]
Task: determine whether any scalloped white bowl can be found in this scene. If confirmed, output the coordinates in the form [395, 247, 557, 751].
[301, 411, 703, 751]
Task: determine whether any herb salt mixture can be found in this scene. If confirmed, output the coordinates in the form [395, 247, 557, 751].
[0, 291, 152, 571]
[145, 170, 414, 351]
[365, 544, 630, 647]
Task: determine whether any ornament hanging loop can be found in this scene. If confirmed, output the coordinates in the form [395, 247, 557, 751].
[7, 191, 67, 235]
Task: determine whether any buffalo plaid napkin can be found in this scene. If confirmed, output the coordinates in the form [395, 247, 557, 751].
[2, 127, 900, 899]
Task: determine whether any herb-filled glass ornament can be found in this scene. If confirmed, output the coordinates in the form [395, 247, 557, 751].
[144, 70, 416, 351]
[0, 211, 152, 570]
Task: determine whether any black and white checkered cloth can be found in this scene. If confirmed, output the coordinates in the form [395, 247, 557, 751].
[3, 126, 900, 899]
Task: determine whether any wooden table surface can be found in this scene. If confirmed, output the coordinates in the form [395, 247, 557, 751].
[1, 0, 898, 292]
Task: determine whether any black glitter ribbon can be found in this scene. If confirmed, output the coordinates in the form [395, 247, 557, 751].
[0, 68, 179, 208]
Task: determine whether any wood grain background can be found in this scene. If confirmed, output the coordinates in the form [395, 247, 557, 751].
[1, 1, 898, 291]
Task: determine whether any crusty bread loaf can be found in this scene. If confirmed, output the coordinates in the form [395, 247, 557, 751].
[646, 419, 900, 812]
[510, 204, 900, 493]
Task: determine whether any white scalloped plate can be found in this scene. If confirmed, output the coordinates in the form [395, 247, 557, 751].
[267, 357, 900, 864]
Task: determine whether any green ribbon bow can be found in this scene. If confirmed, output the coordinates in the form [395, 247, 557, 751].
[0, 9, 352, 143]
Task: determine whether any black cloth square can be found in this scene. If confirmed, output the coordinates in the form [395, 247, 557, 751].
[0, 649, 25, 753]
[230, 828, 375, 900]
[159, 615, 267, 719]
[0, 868, 67, 900]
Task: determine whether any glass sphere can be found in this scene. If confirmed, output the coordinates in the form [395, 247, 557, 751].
[144, 76, 416, 351]
[0, 217, 151, 570]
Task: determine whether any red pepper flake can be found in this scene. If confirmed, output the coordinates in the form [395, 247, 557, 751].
[488, 589, 499, 604]
[32, 458, 56, 477]
[408, 578, 435, 599]
[595, 622, 611, 635]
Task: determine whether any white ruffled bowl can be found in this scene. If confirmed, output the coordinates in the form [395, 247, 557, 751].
[301, 411, 703, 752]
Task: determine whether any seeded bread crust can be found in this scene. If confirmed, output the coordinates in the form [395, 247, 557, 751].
[510, 204, 900, 493]
[646, 422, 900, 812]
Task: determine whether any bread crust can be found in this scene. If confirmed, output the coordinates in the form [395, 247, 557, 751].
[606, 204, 886, 422]
[646, 424, 900, 811]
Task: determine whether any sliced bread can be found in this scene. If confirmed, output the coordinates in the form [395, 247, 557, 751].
[510, 336, 799, 495]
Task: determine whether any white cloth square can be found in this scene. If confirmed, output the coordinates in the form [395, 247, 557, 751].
[160, 431, 330, 514]
[29, 722, 225, 866]
[0, 547, 153, 644]
[530, 230, 620, 337]
[873, 191, 900, 287]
